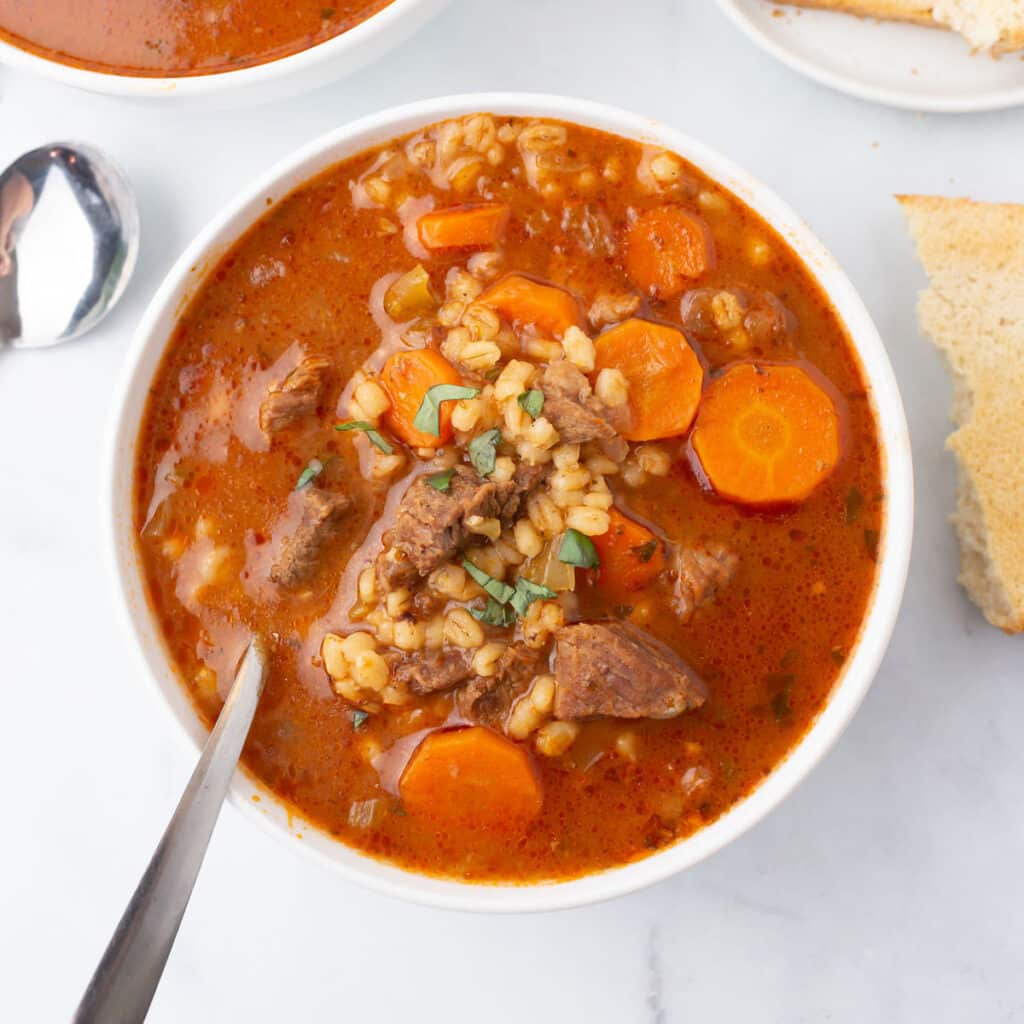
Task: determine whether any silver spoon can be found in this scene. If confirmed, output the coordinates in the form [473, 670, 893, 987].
[0, 142, 139, 349]
[74, 638, 269, 1023]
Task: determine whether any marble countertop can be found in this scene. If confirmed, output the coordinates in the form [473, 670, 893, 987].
[2, 2, 1022, 1020]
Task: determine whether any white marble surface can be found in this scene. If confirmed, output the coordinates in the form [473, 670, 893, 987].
[2, 2, 1022, 1021]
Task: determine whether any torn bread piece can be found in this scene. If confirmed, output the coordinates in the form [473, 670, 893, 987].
[776, 0, 1024, 52]
[899, 194, 1024, 633]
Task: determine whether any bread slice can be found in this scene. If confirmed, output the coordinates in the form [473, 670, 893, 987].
[899, 195, 1024, 633]
[775, 0, 1024, 51]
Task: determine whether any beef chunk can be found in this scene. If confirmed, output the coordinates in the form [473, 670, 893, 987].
[377, 464, 543, 590]
[259, 356, 331, 435]
[670, 542, 738, 622]
[539, 360, 628, 460]
[270, 487, 352, 587]
[392, 648, 476, 696]
[553, 622, 706, 720]
[458, 644, 546, 728]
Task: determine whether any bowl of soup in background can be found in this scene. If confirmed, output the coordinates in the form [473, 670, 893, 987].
[0, 0, 451, 104]
[106, 93, 913, 911]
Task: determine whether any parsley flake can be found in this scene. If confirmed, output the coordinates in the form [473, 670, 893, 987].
[426, 467, 456, 492]
[295, 458, 324, 490]
[335, 420, 394, 454]
[558, 528, 600, 569]
[412, 383, 480, 437]
[468, 428, 502, 477]
[517, 389, 545, 418]
[462, 558, 515, 604]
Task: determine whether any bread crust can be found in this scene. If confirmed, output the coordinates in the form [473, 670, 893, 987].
[899, 194, 1024, 633]
[772, 1, 1024, 51]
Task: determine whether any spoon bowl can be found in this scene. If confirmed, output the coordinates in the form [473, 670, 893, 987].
[0, 142, 138, 349]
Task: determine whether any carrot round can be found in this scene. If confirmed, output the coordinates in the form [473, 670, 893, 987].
[692, 363, 841, 506]
[399, 727, 542, 829]
[380, 348, 461, 449]
[593, 318, 703, 441]
[592, 507, 666, 594]
[625, 205, 714, 298]
[417, 203, 510, 251]
[480, 273, 581, 338]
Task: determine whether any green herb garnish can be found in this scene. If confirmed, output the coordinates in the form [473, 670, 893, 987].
[510, 577, 557, 617]
[295, 457, 324, 490]
[468, 428, 502, 477]
[845, 486, 864, 524]
[335, 420, 394, 454]
[631, 539, 658, 563]
[462, 558, 515, 604]
[517, 389, 545, 419]
[426, 467, 456, 493]
[351, 709, 369, 731]
[558, 528, 600, 569]
[470, 598, 516, 628]
[412, 383, 480, 437]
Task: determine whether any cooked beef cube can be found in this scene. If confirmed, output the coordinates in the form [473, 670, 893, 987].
[458, 644, 546, 728]
[377, 464, 543, 590]
[393, 648, 476, 696]
[270, 487, 352, 587]
[553, 621, 706, 720]
[670, 542, 738, 622]
[259, 355, 331, 434]
[539, 360, 628, 460]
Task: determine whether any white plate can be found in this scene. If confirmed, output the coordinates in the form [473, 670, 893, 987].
[715, 0, 1024, 112]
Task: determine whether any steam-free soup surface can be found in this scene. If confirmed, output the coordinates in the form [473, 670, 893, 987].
[134, 115, 883, 882]
[0, 0, 392, 77]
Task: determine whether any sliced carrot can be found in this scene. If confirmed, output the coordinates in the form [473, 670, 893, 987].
[692, 362, 841, 506]
[399, 727, 542, 830]
[624, 205, 714, 299]
[479, 273, 582, 338]
[593, 318, 704, 441]
[380, 348, 461, 449]
[417, 203, 510, 251]
[591, 508, 666, 595]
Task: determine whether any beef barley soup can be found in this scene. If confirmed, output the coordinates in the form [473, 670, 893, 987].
[0, 0, 393, 77]
[133, 114, 884, 883]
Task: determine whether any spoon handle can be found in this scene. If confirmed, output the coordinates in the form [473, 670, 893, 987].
[74, 639, 268, 1024]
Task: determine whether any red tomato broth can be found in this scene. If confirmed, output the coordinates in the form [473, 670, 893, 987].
[133, 116, 884, 883]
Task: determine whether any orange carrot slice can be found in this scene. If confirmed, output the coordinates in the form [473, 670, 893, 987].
[399, 727, 543, 829]
[593, 318, 704, 441]
[591, 508, 666, 594]
[380, 348, 462, 449]
[692, 362, 841, 506]
[417, 203, 510, 251]
[625, 205, 714, 298]
[479, 273, 581, 338]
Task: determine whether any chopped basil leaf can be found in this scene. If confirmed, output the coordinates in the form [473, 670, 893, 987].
[470, 598, 516, 627]
[295, 457, 324, 490]
[631, 539, 658, 563]
[517, 389, 545, 418]
[845, 486, 864, 524]
[462, 558, 515, 604]
[351, 709, 369, 731]
[558, 528, 600, 569]
[335, 420, 394, 454]
[468, 428, 502, 477]
[510, 577, 557, 617]
[412, 383, 480, 437]
[426, 467, 456, 492]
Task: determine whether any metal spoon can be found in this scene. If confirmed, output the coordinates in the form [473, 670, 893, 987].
[0, 142, 139, 349]
[74, 638, 269, 1024]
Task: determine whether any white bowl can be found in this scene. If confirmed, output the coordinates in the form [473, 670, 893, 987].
[106, 93, 914, 912]
[0, 0, 450, 104]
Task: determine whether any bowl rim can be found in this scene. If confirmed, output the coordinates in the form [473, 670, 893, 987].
[105, 92, 914, 913]
[0, 0, 447, 98]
